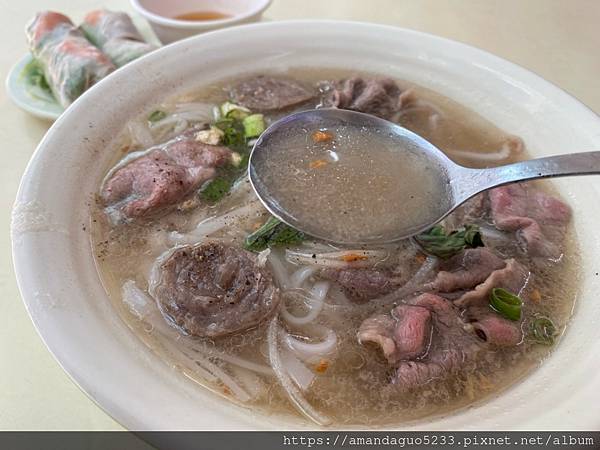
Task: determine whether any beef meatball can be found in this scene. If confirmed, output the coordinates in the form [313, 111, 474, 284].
[149, 242, 280, 337]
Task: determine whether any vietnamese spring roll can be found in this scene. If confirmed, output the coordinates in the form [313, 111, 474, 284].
[26, 11, 116, 108]
[81, 10, 157, 67]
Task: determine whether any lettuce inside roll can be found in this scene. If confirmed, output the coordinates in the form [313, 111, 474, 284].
[81, 10, 157, 67]
[26, 11, 116, 108]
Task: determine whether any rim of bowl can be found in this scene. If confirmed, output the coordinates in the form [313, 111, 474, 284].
[12, 19, 600, 430]
[130, 0, 272, 28]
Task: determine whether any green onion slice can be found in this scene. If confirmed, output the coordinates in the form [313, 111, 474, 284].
[242, 113, 265, 138]
[531, 316, 557, 345]
[147, 110, 167, 122]
[489, 287, 522, 321]
[220, 101, 250, 120]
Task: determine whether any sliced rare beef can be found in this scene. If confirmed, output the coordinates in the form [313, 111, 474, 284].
[149, 242, 280, 337]
[393, 294, 483, 390]
[489, 183, 571, 259]
[229, 75, 314, 111]
[357, 304, 432, 364]
[321, 267, 406, 302]
[454, 258, 529, 307]
[101, 133, 231, 221]
[424, 248, 505, 293]
[423, 247, 529, 308]
[467, 309, 523, 347]
[324, 77, 412, 120]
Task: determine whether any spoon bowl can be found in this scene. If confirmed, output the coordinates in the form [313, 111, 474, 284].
[249, 108, 600, 244]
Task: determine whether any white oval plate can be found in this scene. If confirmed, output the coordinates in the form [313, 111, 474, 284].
[6, 53, 63, 121]
[11, 21, 600, 430]
[6, 19, 160, 121]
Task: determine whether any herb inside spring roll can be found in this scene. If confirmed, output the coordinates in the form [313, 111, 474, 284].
[26, 11, 116, 108]
[81, 10, 157, 67]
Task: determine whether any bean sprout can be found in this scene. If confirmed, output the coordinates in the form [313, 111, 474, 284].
[267, 318, 331, 426]
[286, 249, 387, 268]
[121, 280, 259, 402]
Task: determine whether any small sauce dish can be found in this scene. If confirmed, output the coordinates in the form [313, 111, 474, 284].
[130, 0, 272, 43]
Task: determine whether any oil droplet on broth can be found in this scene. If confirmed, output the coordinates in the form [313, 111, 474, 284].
[253, 123, 451, 242]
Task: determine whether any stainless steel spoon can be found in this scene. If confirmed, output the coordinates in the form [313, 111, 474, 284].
[249, 108, 600, 244]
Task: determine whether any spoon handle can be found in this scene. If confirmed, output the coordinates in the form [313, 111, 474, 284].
[452, 151, 600, 201]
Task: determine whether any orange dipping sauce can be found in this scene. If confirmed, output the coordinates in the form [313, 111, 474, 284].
[173, 11, 231, 21]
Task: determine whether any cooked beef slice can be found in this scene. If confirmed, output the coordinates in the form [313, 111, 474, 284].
[357, 314, 398, 363]
[324, 77, 412, 120]
[443, 192, 488, 230]
[321, 267, 406, 302]
[468, 310, 523, 347]
[425, 248, 505, 293]
[358, 305, 431, 364]
[101, 134, 231, 221]
[393, 294, 483, 390]
[149, 242, 280, 337]
[229, 75, 314, 111]
[454, 258, 529, 308]
[489, 183, 571, 259]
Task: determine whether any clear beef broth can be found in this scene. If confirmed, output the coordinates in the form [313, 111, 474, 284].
[91, 68, 579, 426]
[252, 121, 451, 242]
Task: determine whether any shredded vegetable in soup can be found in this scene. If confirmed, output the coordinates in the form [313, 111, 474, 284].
[91, 69, 579, 426]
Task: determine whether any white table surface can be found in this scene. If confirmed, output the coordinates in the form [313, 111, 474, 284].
[1, 0, 598, 431]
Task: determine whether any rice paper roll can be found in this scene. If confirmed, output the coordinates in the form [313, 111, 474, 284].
[81, 10, 157, 67]
[26, 11, 115, 108]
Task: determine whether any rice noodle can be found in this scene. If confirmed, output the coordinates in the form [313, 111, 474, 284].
[279, 347, 316, 391]
[230, 366, 266, 400]
[447, 136, 524, 163]
[396, 99, 445, 122]
[127, 120, 154, 148]
[267, 318, 331, 426]
[121, 279, 155, 319]
[134, 102, 215, 144]
[141, 265, 275, 378]
[447, 146, 511, 162]
[373, 255, 438, 305]
[191, 346, 273, 376]
[173, 119, 189, 135]
[325, 284, 352, 306]
[267, 249, 292, 290]
[121, 280, 256, 402]
[280, 281, 329, 326]
[285, 249, 387, 269]
[169, 201, 263, 244]
[149, 103, 213, 128]
[285, 327, 338, 363]
[289, 266, 319, 289]
[192, 352, 252, 403]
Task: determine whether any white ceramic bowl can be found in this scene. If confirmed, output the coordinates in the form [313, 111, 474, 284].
[131, 0, 272, 43]
[12, 21, 600, 430]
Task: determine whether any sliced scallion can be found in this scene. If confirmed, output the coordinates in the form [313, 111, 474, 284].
[242, 113, 265, 138]
[489, 287, 522, 321]
[147, 110, 167, 122]
[531, 316, 557, 345]
[219, 101, 250, 120]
